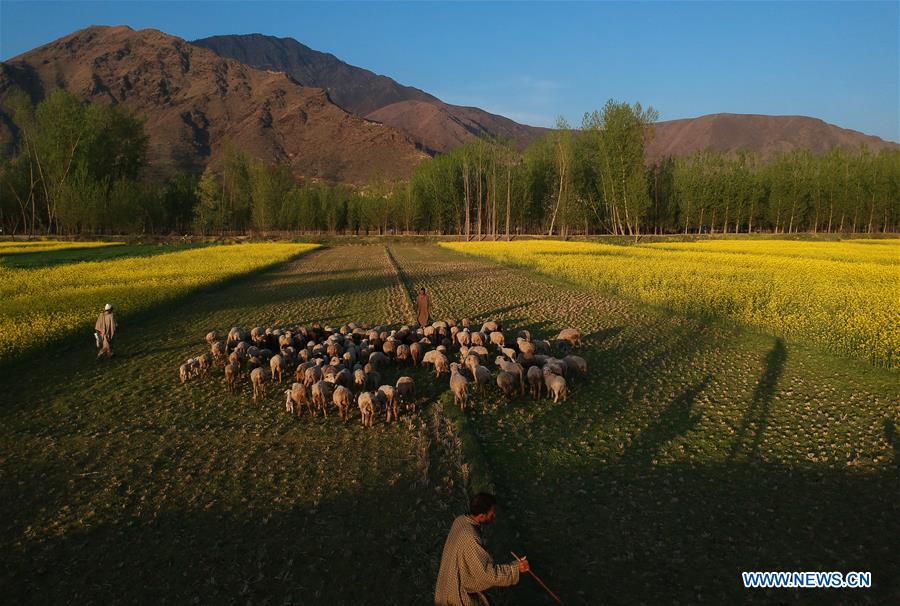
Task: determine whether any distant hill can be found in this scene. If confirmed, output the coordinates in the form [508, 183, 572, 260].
[647, 113, 899, 161]
[192, 33, 547, 153]
[0, 26, 426, 183]
[2, 27, 895, 184]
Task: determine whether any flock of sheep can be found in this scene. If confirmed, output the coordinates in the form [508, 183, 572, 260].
[179, 319, 586, 426]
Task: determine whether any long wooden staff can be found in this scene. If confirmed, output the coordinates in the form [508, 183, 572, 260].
[511, 551, 564, 605]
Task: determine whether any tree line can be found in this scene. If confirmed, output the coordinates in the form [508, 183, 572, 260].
[1, 91, 897, 236]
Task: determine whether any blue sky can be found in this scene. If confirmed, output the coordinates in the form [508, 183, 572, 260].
[1, 1, 897, 141]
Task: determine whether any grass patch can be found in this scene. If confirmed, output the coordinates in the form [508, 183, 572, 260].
[391, 243, 897, 605]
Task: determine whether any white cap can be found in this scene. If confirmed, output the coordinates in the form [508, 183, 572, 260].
[104, 303, 113, 311]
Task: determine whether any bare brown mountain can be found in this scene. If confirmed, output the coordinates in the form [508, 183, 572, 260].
[192, 34, 547, 153]
[0, 25, 426, 183]
[647, 113, 899, 162]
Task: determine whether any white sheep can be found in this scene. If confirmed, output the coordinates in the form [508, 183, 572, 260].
[543, 367, 568, 403]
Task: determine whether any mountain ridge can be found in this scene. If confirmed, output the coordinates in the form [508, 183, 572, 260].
[0, 25, 427, 183]
[191, 33, 548, 153]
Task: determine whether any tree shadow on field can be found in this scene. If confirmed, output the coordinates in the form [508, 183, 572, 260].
[467, 302, 535, 324]
[729, 338, 787, 460]
[582, 325, 623, 346]
[1, 478, 456, 606]
[619, 375, 710, 466]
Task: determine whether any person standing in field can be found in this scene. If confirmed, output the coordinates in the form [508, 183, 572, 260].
[95, 303, 118, 359]
[435, 492, 528, 606]
[416, 287, 432, 328]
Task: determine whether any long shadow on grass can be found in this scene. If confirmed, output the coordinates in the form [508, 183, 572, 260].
[619, 375, 710, 466]
[493, 462, 898, 606]
[729, 338, 787, 461]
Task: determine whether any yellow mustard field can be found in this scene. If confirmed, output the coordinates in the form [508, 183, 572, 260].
[0, 240, 123, 255]
[441, 239, 900, 368]
[0, 242, 318, 364]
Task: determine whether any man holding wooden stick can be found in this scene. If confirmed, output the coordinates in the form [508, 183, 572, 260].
[435, 492, 529, 606]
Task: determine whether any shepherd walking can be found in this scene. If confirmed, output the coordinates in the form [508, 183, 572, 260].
[95, 303, 118, 359]
[416, 287, 432, 328]
[435, 492, 528, 606]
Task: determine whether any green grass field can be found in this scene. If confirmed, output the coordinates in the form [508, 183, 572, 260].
[1, 240, 896, 605]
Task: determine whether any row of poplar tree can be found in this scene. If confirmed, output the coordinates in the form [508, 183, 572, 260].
[1, 91, 898, 236]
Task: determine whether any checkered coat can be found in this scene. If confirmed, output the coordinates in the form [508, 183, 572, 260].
[434, 515, 520, 606]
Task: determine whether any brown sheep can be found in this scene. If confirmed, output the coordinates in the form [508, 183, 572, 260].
[311, 380, 333, 417]
[211, 340, 226, 364]
[334, 368, 354, 390]
[409, 343, 425, 366]
[395, 343, 410, 365]
[224, 361, 241, 394]
[489, 331, 506, 348]
[449, 363, 470, 411]
[353, 367, 367, 392]
[472, 365, 491, 397]
[327, 342, 344, 360]
[379, 385, 399, 422]
[250, 367, 271, 402]
[527, 365, 543, 399]
[468, 345, 490, 359]
[432, 352, 449, 378]
[332, 385, 354, 422]
[480, 321, 501, 334]
[303, 365, 322, 388]
[396, 376, 416, 411]
[496, 371, 519, 398]
[284, 382, 311, 416]
[517, 338, 537, 359]
[365, 366, 381, 392]
[463, 353, 481, 377]
[179, 358, 198, 384]
[494, 356, 525, 395]
[563, 355, 588, 379]
[357, 391, 376, 427]
[456, 330, 471, 348]
[227, 327, 246, 350]
[198, 353, 213, 377]
[556, 328, 582, 348]
[269, 354, 286, 383]
[368, 351, 389, 370]
[205, 330, 220, 345]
